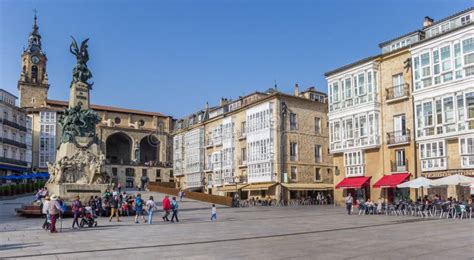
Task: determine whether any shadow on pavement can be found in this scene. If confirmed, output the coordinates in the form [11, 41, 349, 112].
[0, 242, 41, 251]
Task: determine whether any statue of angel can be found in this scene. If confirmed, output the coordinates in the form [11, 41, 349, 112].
[70, 36, 93, 88]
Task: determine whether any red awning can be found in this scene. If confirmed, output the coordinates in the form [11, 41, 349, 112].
[335, 176, 371, 189]
[373, 173, 410, 188]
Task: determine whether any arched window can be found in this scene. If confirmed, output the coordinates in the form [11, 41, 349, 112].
[31, 65, 38, 83]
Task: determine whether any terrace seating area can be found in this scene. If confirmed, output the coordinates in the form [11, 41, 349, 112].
[356, 199, 473, 220]
[237, 195, 333, 207]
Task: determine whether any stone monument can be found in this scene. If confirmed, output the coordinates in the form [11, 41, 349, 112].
[46, 37, 110, 201]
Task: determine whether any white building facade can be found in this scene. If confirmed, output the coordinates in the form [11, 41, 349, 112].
[246, 101, 276, 183]
[327, 60, 381, 178]
[183, 127, 205, 189]
[0, 89, 31, 182]
[411, 18, 474, 173]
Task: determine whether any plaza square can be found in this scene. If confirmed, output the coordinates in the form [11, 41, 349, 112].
[1, 2, 474, 260]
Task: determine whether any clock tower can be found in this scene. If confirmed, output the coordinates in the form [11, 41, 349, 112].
[18, 14, 49, 108]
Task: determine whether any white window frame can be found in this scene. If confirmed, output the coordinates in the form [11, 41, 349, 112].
[420, 140, 447, 171]
[459, 135, 474, 168]
[343, 150, 364, 177]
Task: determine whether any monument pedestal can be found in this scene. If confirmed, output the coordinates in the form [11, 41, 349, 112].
[47, 183, 109, 202]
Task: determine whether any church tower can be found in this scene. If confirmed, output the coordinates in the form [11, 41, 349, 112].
[18, 14, 49, 108]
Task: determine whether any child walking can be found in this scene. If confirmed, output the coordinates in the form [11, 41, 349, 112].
[211, 204, 217, 221]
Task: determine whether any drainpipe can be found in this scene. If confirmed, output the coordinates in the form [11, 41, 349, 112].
[280, 100, 288, 204]
[411, 92, 420, 200]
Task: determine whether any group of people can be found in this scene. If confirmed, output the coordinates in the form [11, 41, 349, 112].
[41, 194, 67, 233]
[35, 184, 223, 234]
[344, 193, 474, 216]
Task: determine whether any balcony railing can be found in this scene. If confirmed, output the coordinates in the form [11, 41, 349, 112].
[391, 160, 408, 173]
[0, 137, 27, 149]
[0, 156, 28, 166]
[238, 158, 247, 167]
[331, 135, 381, 153]
[1, 118, 27, 132]
[386, 84, 409, 101]
[205, 139, 213, 147]
[387, 129, 410, 145]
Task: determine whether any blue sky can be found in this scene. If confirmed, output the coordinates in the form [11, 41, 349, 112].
[0, 0, 472, 118]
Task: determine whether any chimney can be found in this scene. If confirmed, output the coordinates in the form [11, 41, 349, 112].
[294, 84, 300, 96]
[220, 98, 228, 106]
[423, 16, 434, 28]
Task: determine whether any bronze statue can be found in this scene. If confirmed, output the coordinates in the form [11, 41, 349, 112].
[58, 103, 101, 144]
[70, 36, 93, 88]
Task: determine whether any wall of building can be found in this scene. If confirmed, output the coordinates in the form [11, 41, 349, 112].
[379, 50, 417, 201]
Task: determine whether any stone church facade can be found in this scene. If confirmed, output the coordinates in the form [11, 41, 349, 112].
[17, 15, 174, 188]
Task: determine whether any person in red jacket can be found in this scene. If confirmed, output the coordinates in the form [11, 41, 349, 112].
[162, 195, 171, 221]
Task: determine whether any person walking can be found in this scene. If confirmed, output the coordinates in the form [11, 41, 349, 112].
[109, 193, 121, 222]
[170, 196, 179, 222]
[211, 204, 217, 221]
[345, 193, 354, 215]
[117, 182, 122, 193]
[162, 195, 171, 221]
[146, 196, 156, 224]
[41, 196, 50, 230]
[48, 195, 61, 233]
[71, 196, 83, 229]
[179, 190, 185, 202]
[134, 194, 146, 224]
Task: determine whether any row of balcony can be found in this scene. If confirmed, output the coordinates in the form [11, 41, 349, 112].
[1, 118, 27, 132]
[331, 129, 412, 153]
[205, 159, 248, 172]
[0, 156, 28, 166]
[106, 159, 173, 168]
[0, 137, 27, 149]
[329, 93, 379, 112]
[330, 84, 410, 112]
[386, 84, 409, 101]
[331, 135, 381, 152]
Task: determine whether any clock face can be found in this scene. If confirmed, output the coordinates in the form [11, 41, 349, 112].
[31, 56, 40, 64]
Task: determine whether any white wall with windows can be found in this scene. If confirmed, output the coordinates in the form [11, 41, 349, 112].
[412, 28, 474, 92]
[459, 135, 474, 168]
[39, 111, 56, 168]
[172, 134, 185, 176]
[419, 140, 447, 172]
[183, 127, 204, 188]
[414, 89, 474, 140]
[327, 62, 379, 113]
[329, 111, 380, 152]
[222, 117, 235, 184]
[344, 150, 364, 177]
[246, 102, 275, 183]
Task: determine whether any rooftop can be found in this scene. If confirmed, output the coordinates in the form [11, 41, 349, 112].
[46, 99, 167, 117]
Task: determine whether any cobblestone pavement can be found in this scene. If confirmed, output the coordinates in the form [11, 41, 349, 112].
[1, 192, 473, 260]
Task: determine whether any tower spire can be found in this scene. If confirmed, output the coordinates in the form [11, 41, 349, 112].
[33, 9, 38, 31]
[27, 9, 42, 53]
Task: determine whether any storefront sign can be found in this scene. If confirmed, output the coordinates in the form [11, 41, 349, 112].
[422, 169, 474, 178]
